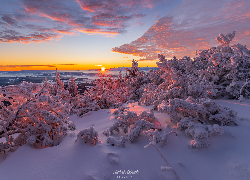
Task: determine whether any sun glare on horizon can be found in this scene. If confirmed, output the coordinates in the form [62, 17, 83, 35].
[101, 67, 106, 72]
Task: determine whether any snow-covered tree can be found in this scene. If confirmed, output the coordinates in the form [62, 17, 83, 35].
[88, 76, 129, 109]
[70, 91, 100, 117]
[123, 60, 151, 101]
[125, 59, 139, 77]
[67, 74, 78, 97]
[49, 69, 65, 96]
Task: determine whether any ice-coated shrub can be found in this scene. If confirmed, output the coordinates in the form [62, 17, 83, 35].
[112, 106, 136, 121]
[128, 119, 155, 142]
[105, 108, 159, 147]
[158, 97, 237, 125]
[107, 136, 126, 147]
[76, 125, 98, 145]
[88, 75, 131, 109]
[178, 114, 225, 150]
[70, 91, 100, 117]
[139, 31, 250, 107]
[143, 129, 177, 147]
[103, 128, 110, 137]
[158, 97, 233, 149]
[107, 106, 158, 135]
[0, 73, 73, 151]
[67, 121, 76, 131]
[108, 119, 131, 134]
[138, 110, 158, 123]
[0, 141, 11, 154]
[189, 139, 210, 149]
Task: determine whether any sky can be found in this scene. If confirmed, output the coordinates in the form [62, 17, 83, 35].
[0, 0, 249, 71]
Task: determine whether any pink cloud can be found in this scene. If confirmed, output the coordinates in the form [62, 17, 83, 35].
[76, 0, 160, 13]
[112, 0, 250, 60]
[0, 0, 166, 43]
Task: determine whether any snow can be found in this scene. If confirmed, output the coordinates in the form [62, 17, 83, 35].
[0, 100, 250, 180]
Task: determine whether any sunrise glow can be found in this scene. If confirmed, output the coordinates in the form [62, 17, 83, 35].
[0, 0, 249, 71]
[101, 67, 106, 72]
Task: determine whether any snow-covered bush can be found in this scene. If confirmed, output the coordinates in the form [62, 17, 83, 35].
[143, 129, 177, 147]
[70, 91, 100, 117]
[0, 73, 73, 151]
[107, 136, 126, 148]
[67, 121, 76, 131]
[139, 31, 250, 108]
[158, 97, 237, 125]
[104, 107, 160, 147]
[128, 119, 155, 142]
[189, 139, 210, 149]
[107, 106, 158, 135]
[75, 125, 98, 145]
[88, 75, 131, 109]
[158, 97, 234, 149]
[179, 119, 224, 149]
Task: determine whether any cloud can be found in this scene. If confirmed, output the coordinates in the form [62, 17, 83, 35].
[0, 0, 165, 43]
[54, 64, 77, 66]
[2, 15, 17, 26]
[112, 0, 250, 60]
[0, 64, 77, 68]
[0, 30, 59, 43]
[76, 0, 158, 14]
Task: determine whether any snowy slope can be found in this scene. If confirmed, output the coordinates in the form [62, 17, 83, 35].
[0, 100, 249, 180]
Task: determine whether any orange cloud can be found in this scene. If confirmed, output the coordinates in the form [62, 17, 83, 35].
[112, 0, 250, 60]
[77, 28, 119, 35]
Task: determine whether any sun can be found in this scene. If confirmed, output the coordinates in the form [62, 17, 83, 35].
[101, 67, 106, 72]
